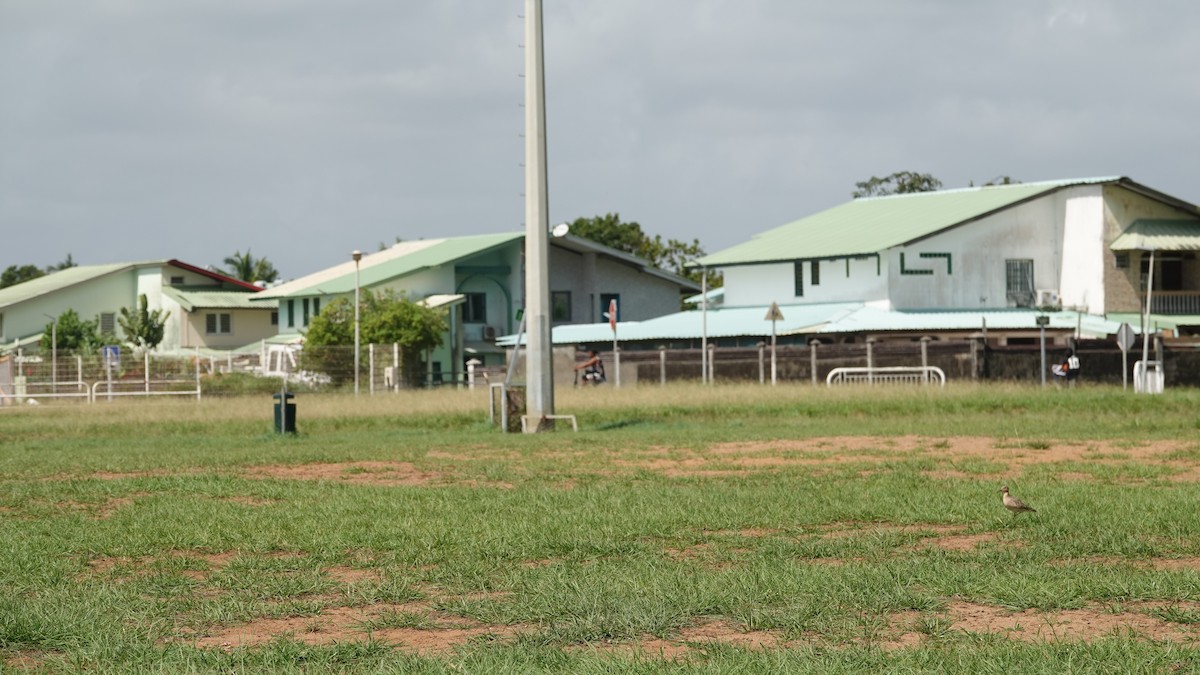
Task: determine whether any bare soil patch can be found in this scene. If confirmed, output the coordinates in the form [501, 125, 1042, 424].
[187, 600, 524, 655]
[943, 600, 1200, 642]
[612, 436, 1200, 482]
[575, 619, 785, 660]
[245, 461, 441, 487]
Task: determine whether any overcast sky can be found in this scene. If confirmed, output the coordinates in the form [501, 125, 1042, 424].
[2, 1, 1198, 280]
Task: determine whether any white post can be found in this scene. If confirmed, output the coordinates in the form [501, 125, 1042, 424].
[393, 343, 400, 391]
[50, 316, 57, 394]
[770, 318, 778, 386]
[758, 342, 765, 385]
[1039, 320, 1047, 388]
[144, 350, 150, 393]
[353, 250, 362, 396]
[659, 346, 667, 386]
[701, 268, 708, 384]
[810, 339, 819, 386]
[523, 0, 555, 428]
[195, 346, 202, 400]
[1141, 248, 1155, 393]
[369, 343, 375, 396]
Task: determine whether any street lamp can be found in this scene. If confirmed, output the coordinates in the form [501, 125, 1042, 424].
[352, 250, 362, 396]
[43, 314, 57, 394]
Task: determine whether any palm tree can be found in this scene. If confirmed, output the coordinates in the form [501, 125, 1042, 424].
[221, 250, 279, 284]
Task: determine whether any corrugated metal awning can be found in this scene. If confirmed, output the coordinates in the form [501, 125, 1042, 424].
[1111, 219, 1200, 251]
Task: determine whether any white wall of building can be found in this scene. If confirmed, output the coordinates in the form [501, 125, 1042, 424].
[2, 271, 136, 345]
[887, 186, 1103, 312]
[721, 258, 889, 307]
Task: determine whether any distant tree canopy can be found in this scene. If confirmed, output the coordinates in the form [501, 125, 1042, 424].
[118, 294, 170, 352]
[220, 250, 279, 284]
[852, 171, 944, 198]
[0, 265, 44, 289]
[567, 213, 712, 286]
[0, 253, 79, 289]
[303, 290, 447, 386]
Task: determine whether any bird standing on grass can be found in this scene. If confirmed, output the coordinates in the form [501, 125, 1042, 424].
[999, 486, 1036, 515]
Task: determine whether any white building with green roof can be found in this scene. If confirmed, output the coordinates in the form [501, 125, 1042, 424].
[692, 176, 1200, 335]
[512, 177, 1200, 354]
[252, 232, 700, 382]
[0, 260, 271, 354]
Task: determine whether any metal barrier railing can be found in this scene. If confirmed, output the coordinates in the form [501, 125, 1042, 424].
[826, 366, 946, 386]
[2, 381, 91, 404]
[91, 380, 202, 401]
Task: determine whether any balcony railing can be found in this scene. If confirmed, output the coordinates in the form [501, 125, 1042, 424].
[1150, 291, 1200, 315]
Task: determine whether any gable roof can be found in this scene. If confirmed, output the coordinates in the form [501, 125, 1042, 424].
[0, 260, 260, 310]
[694, 177, 1140, 268]
[0, 262, 133, 308]
[254, 233, 522, 300]
[254, 231, 701, 301]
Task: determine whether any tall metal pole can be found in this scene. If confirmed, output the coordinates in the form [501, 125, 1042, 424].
[352, 250, 362, 396]
[524, 0, 554, 427]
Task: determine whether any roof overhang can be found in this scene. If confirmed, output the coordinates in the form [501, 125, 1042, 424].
[1111, 219, 1200, 251]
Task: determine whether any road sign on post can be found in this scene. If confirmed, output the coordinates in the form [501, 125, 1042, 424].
[764, 302, 784, 385]
[1116, 322, 1136, 390]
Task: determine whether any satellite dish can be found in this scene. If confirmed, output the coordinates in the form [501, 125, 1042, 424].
[551, 222, 570, 238]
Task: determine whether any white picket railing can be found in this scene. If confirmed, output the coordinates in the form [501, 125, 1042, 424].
[826, 366, 946, 386]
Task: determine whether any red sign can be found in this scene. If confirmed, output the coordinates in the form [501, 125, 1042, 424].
[608, 299, 617, 332]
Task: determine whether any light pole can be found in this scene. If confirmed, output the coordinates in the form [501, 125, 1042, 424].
[523, 0, 554, 429]
[352, 250, 362, 396]
[43, 314, 57, 394]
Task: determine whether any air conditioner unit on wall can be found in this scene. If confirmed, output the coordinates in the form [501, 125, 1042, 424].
[1036, 289, 1062, 310]
[482, 326, 497, 341]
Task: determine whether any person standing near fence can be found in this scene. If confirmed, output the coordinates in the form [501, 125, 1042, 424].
[1052, 349, 1081, 386]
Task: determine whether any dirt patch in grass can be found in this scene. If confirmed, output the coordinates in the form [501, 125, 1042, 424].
[818, 522, 967, 541]
[1052, 556, 1200, 572]
[616, 437, 1200, 482]
[245, 461, 441, 486]
[3, 651, 46, 672]
[186, 600, 524, 655]
[920, 532, 1004, 552]
[943, 600, 1200, 642]
[576, 619, 785, 660]
[326, 566, 382, 584]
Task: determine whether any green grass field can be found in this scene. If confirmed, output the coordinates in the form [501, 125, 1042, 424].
[2, 383, 1200, 673]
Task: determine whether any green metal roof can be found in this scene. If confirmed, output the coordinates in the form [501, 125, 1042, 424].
[1111, 219, 1200, 251]
[0, 262, 136, 308]
[694, 177, 1123, 268]
[254, 233, 522, 300]
[162, 286, 266, 311]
